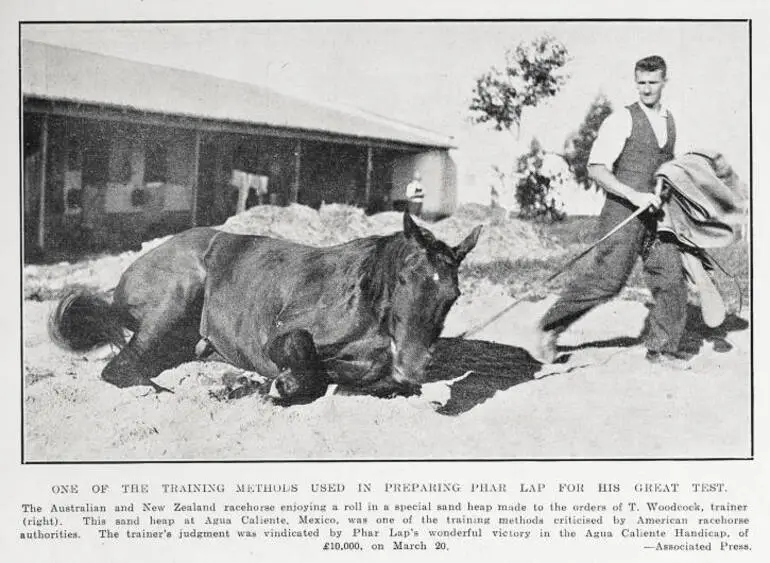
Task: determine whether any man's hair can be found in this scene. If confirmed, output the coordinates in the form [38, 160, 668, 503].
[634, 55, 667, 78]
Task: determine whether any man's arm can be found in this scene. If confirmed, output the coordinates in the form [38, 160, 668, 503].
[587, 110, 661, 210]
[588, 165, 661, 210]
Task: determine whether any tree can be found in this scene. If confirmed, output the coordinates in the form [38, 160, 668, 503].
[563, 93, 613, 190]
[514, 138, 566, 222]
[469, 35, 570, 222]
[469, 35, 570, 136]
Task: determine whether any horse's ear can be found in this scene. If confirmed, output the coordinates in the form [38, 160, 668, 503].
[454, 225, 483, 263]
[403, 212, 427, 246]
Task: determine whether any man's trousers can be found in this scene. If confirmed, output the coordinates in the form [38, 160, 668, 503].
[540, 205, 688, 354]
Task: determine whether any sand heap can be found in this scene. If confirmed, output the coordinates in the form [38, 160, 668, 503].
[23, 236, 171, 301]
[222, 202, 564, 265]
[24, 203, 564, 300]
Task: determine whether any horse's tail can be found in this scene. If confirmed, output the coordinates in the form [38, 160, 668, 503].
[48, 288, 126, 352]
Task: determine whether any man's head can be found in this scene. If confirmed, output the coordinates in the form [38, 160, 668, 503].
[634, 55, 667, 109]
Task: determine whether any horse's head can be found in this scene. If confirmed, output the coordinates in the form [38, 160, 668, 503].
[388, 212, 482, 386]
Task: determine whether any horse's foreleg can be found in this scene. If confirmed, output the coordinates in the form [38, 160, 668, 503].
[265, 330, 329, 405]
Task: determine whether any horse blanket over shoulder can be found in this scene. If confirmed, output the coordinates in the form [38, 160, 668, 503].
[654, 150, 748, 326]
[655, 150, 748, 250]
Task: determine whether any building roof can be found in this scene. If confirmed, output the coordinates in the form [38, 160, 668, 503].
[21, 40, 455, 149]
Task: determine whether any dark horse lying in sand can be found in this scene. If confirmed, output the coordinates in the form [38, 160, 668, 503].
[49, 213, 482, 405]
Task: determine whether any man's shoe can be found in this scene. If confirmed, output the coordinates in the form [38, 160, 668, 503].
[532, 326, 561, 364]
[646, 350, 692, 370]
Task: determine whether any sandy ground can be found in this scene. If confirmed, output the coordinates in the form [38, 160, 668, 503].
[22, 205, 752, 461]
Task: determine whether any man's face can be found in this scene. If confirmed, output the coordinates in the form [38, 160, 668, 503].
[635, 69, 666, 108]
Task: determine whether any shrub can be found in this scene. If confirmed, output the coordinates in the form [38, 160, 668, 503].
[514, 139, 566, 222]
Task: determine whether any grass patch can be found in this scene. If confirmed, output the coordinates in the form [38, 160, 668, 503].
[463, 216, 750, 312]
[533, 215, 601, 247]
[461, 257, 570, 299]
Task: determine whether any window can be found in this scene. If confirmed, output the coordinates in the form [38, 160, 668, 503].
[145, 141, 168, 184]
[82, 138, 109, 186]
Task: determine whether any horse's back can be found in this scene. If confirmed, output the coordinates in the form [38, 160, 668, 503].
[114, 227, 221, 320]
[199, 230, 381, 374]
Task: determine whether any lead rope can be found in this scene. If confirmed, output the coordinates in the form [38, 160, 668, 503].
[458, 199, 658, 339]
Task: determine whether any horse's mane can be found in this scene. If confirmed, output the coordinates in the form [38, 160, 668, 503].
[357, 228, 458, 326]
[358, 233, 413, 309]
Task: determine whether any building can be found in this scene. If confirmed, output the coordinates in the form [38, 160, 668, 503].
[21, 40, 457, 257]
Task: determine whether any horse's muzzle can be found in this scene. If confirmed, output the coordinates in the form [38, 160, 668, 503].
[390, 339, 431, 385]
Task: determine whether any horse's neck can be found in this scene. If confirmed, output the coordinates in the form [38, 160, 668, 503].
[281, 234, 402, 355]
[311, 291, 390, 348]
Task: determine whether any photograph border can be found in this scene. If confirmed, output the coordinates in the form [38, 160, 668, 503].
[18, 17, 755, 465]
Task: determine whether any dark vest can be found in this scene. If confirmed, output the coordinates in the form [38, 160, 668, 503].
[612, 102, 676, 194]
[597, 103, 676, 235]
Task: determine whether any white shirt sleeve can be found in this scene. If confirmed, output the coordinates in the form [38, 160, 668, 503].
[588, 109, 632, 170]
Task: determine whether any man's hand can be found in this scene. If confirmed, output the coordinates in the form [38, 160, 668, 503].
[588, 164, 662, 211]
[628, 191, 662, 211]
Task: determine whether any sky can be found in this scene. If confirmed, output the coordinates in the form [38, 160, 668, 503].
[21, 21, 750, 209]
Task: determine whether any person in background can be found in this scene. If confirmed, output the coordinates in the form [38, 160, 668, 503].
[533, 54, 691, 370]
[405, 171, 425, 217]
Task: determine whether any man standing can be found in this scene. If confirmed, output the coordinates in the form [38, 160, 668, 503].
[405, 171, 425, 216]
[535, 55, 691, 369]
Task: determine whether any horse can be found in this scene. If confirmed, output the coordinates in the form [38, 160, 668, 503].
[49, 212, 482, 404]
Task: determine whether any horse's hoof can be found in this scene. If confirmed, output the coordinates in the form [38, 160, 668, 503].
[195, 338, 215, 359]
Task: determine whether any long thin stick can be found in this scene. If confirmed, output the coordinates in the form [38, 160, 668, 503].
[545, 202, 650, 283]
[455, 292, 539, 339]
[457, 200, 656, 339]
